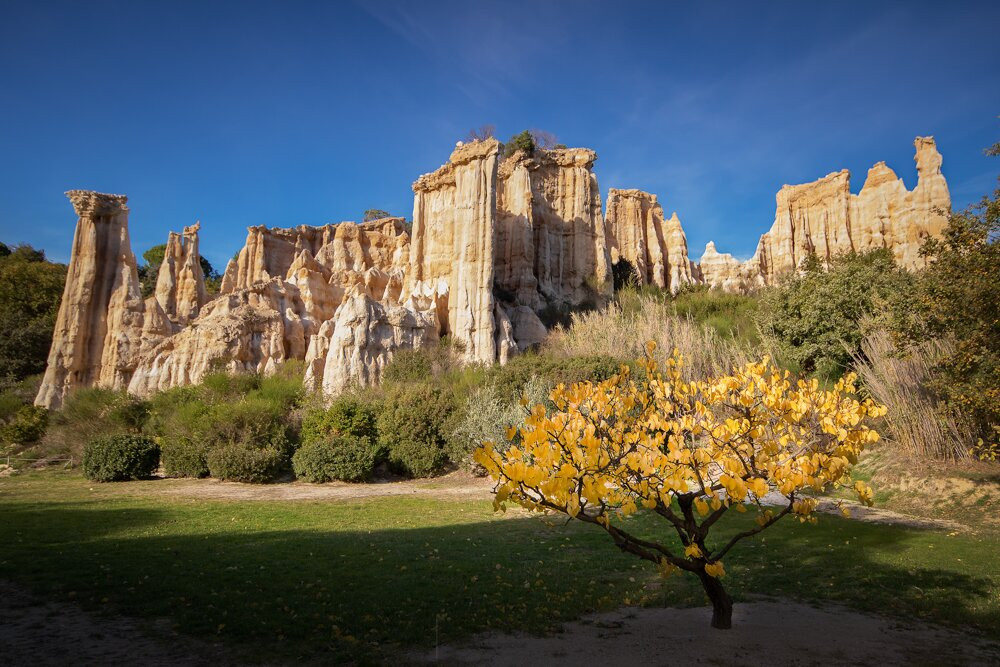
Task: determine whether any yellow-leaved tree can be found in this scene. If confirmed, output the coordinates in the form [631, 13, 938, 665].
[475, 343, 884, 629]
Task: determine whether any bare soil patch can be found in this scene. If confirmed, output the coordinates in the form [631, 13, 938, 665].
[0, 581, 237, 666]
[118, 469, 495, 502]
[411, 599, 1000, 666]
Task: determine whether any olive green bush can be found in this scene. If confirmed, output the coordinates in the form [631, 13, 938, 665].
[376, 382, 456, 477]
[148, 367, 302, 479]
[301, 393, 378, 446]
[206, 445, 286, 483]
[758, 250, 914, 378]
[292, 436, 383, 483]
[82, 434, 159, 482]
[42, 389, 149, 460]
[0, 405, 47, 445]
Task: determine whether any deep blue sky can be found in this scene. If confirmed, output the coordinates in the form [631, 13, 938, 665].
[1, 1, 998, 269]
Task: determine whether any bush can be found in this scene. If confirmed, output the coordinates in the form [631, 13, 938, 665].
[0, 405, 47, 444]
[161, 436, 211, 478]
[301, 394, 378, 446]
[206, 445, 286, 483]
[485, 352, 619, 402]
[888, 180, 1000, 449]
[503, 130, 535, 158]
[82, 435, 159, 482]
[449, 376, 549, 471]
[0, 244, 66, 381]
[42, 389, 149, 460]
[148, 371, 300, 478]
[377, 383, 455, 477]
[759, 250, 913, 378]
[292, 436, 383, 483]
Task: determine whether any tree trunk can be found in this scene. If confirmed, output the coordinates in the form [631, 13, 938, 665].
[697, 570, 733, 629]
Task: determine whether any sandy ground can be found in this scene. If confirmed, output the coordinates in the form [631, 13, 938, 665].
[0, 581, 236, 666]
[410, 600, 1000, 666]
[137, 469, 494, 502]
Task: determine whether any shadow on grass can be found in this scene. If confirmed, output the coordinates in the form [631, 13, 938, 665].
[0, 499, 997, 663]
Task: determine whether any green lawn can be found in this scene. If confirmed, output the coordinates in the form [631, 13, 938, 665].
[1, 471, 998, 663]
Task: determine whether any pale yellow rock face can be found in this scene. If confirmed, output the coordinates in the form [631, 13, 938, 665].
[742, 137, 951, 285]
[317, 291, 439, 395]
[497, 149, 612, 308]
[605, 188, 696, 293]
[155, 222, 207, 326]
[407, 139, 502, 364]
[35, 191, 144, 408]
[697, 242, 744, 292]
[128, 279, 310, 396]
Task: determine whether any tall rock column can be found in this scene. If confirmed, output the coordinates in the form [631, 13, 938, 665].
[155, 221, 208, 326]
[35, 191, 144, 408]
[604, 188, 696, 293]
[407, 139, 502, 363]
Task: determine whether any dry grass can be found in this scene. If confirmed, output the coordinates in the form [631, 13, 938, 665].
[854, 330, 975, 462]
[545, 296, 754, 380]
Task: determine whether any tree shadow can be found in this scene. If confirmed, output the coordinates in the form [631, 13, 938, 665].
[0, 500, 996, 664]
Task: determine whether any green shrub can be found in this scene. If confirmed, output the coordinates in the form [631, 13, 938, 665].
[301, 394, 378, 446]
[486, 352, 619, 402]
[43, 389, 149, 459]
[0, 405, 47, 444]
[82, 434, 159, 482]
[503, 130, 535, 158]
[758, 250, 913, 378]
[377, 383, 455, 477]
[888, 176, 1000, 448]
[161, 436, 211, 478]
[669, 284, 761, 344]
[449, 376, 549, 471]
[292, 436, 383, 483]
[206, 445, 286, 483]
[148, 374, 297, 478]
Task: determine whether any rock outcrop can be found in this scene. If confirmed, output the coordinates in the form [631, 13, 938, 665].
[496, 148, 612, 308]
[741, 137, 950, 285]
[155, 222, 207, 326]
[35, 191, 143, 408]
[36, 137, 952, 407]
[408, 139, 503, 363]
[128, 279, 310, 396]
[696, 242, 744, 292]
[605, 188, 696, 293]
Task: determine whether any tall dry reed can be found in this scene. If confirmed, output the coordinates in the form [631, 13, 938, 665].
[545, 297, 754, 380]
[854, 330, 975, 462]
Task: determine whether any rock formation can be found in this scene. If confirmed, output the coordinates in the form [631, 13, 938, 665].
[496, 148, 612, 308]
[697, 242, 744, 292]
[605, 188, 696, 293]
[408, 139, 503, 363]
[35, 136, 952, 407]
[35, 191, 143, 408]
[155, 222, 207, 326]
[741, 137, 950, 285]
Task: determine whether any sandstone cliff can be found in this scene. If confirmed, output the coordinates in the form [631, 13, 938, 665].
[741, 137, 950, 285]
[36, 136, 952, 407]
[155, 222, 207, 326]
[407, 139, 504, 363]
[35, 191, 143, 408]
[605, 188, 696, 293]
[496, 148, 612, 308]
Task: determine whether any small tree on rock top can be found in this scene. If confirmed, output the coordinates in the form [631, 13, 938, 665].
[475, 343, 883, 629]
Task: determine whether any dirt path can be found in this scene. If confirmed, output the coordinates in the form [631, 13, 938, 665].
[410, 599, 1000, 666]
[0, 581, 237, 666]
[126, 469, 495, 502]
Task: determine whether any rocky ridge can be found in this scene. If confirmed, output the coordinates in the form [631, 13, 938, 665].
[35, 136, 950, 407]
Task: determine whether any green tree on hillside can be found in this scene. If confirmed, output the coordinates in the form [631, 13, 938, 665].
[0, 245, 66, 382]
[759, 249, 914, 378]
[892, 156, 1000, 452]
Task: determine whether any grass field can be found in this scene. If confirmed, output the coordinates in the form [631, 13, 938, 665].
[1, 471, 998, 663]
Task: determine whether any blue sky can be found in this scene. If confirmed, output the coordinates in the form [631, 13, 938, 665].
[1, 1, 997, 270]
